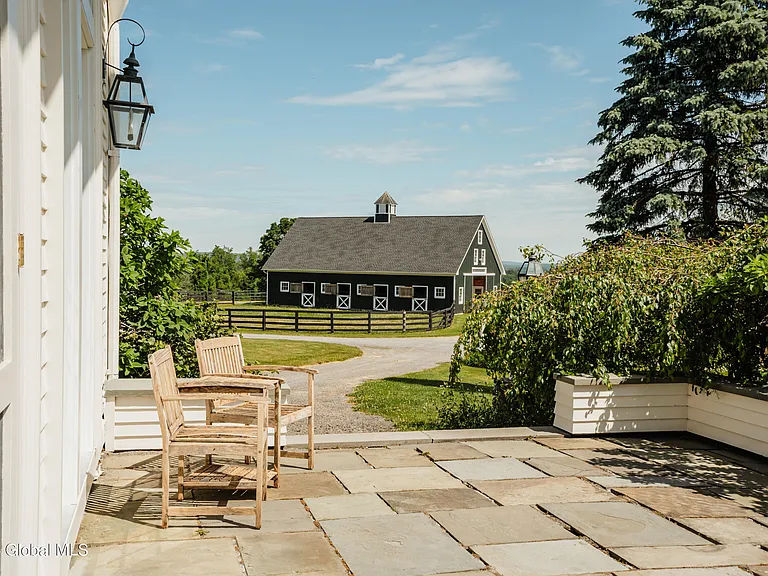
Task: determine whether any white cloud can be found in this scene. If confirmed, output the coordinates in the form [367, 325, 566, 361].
[229, 28, 263, 40]
[323, 141, 444, 164]
[289, 52, 518, 108]
[416, 182, 512, 205]
[589, 76, 612, 84]
[429, 23, 439, 29]
[504, 126, 533, 134]
[533, 43, 591, 76]
[203, 63, 227, 73]
[353, 53, 405, 69]
[458, 146, 600, 179]
[460, 123, 471, 132]
[455, 16, 500, 40]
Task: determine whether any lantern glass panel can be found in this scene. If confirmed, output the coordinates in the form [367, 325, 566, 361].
[114, 76, 148, 105]
[108, 103, 151, 149]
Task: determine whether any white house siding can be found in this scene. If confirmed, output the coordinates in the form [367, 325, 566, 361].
[0, 0, 125, 574]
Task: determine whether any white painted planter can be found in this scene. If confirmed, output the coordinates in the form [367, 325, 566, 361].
[105, 379, 289, 452]
[553, 375, 768, 458]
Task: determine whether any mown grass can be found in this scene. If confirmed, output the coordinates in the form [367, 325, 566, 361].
[348, 363, 492, 430]
[240, 338, 362, 367]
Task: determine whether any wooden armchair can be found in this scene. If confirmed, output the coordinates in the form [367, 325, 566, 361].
[195, 335, 317, 481]
[149, 346, 275, 529]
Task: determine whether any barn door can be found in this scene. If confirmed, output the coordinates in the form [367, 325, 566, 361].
[373, 284, 388, 311]
[412, 286, 428, 311]
[301, 282, 315, 307]
[336, 283, 351, 309]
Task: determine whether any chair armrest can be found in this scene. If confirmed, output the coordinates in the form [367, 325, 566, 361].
[200, 372, 285, 385]
[162, 393, 269, 402]
[244, 365, 319, 375]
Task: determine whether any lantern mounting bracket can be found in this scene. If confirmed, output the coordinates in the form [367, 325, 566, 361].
[102, 18, 146, 79]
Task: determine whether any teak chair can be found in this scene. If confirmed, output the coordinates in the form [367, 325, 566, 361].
[195, 335, 317, 481]
[149, 346, 275, 529]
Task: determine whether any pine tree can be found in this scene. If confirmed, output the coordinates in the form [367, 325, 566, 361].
[580, 0, 768, 238]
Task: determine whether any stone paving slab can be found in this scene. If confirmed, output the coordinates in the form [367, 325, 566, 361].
[608, 434, 725, 451]
[473, 540, 629, 576]
[615, 486, 755, 518]
[536, 437, 620, 450]
[277, 449, 371, 473]
[415, 443, 489, 461]
[710, 449, 768, 475]
[267, 471, 348, 500]
[69, 538, 245, 576]
[357, 447, 435, 468]
[542, 502, 709, 548]
[749, 566, 768, 576]
[236, 530, 347, 575]
[525, 457, 615, 477]
[587, 476, 706, 489]
[562, 449, 671, 476]
[379, 487, 496, 513]
[623, 569, 754, 576]
[465, 440, 563, 459]
[431, 505, 577, 546]
[470, 477, 614, 506]
[423, 427, 562, 442]
[677, 517, 768, 544]
[93, 468, 156, 489]
[609, 544, 768, 569]
[305, 493, 396, 520]
[334, 466, 465, 493]
[198, 498, 318, 532]
[438, 458, 546, 481]
[321, 513, 484, 576]
[299, 431, 432, 448]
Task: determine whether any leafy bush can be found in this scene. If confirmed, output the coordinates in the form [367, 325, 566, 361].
[119, 170, 226, 378]
[444, 223, 768, 428]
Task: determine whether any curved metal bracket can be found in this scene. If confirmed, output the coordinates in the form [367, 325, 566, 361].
[103, 18, 147, 79]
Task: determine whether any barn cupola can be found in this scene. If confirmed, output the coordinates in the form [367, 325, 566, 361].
[374, 192, 397, 223]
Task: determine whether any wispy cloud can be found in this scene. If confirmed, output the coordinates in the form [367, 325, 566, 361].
[457, 146, 599, 179]
[289, 49, 518, 108]
[460, 123, 472, 132]
[353, 53, 405, 69]
[533, 43, 591, 76]
[211, 165, 264, 177]
[203, 63, 227, 73]
[135, 174, 193, 186]
[207, 28, 264, 46]
[323, 141, 444, 164]
[455, 15, 500, 41]
[503, 126, 533, 134]
[416, 182, 512, 205]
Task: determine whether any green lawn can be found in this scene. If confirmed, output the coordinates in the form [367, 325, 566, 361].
[240, 338, 362, 367]
[348, 363, 492, 430]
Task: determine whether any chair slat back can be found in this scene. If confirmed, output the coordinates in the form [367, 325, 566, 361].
[149, 346, 185, 443]
[195, 335, 246, 376]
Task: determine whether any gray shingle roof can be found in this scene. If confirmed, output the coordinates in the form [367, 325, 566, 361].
[263, 215, 484, 275]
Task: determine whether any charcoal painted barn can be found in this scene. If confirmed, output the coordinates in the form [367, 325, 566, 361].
[262, 194, 505, 313]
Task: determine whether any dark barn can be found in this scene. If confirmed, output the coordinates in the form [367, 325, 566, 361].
[262, 194, 505, 313]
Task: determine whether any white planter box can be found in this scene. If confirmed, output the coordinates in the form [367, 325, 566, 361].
[553, 375, 768, 458]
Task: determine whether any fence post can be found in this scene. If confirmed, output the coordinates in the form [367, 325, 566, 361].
[367, 310, 372, 333]
[262, 309, 266, 331]
[402, 310, 406, 332]
[429, 311, 433, 331]
[228, 309, 232, 330]
[232, 290, 235, 305]
[330, 311, 335, 333]
[295, 310, 299, 332]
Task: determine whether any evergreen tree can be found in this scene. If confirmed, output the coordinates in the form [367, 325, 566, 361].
[580, 0, 768, 238]
[255, 218, 295, 289]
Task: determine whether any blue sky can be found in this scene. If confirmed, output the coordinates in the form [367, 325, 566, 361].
[121, 0, 644, 259]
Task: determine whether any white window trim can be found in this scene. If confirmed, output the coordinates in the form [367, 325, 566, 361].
[458, 287, 464, 305]
[473, 249, 479, 266]
[394, 286, 400, 297]
[434, 287, 446, 299]
[280, 281, 289, 293]
[481, 249, 486, 266]
[478, 230, 483, 245]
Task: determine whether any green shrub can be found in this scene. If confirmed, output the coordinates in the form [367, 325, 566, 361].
[119, 170, 226, 378]
[444, 223, 768, 428]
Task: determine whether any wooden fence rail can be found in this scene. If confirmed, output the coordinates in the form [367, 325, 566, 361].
[179, 290, 266, 305]
[221, 306, 455, 333]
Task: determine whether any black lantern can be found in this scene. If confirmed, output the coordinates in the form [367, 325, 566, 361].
[517, 257, 545, 281]
[103, 19, 154, 150]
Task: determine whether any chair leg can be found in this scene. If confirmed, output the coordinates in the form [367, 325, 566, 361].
[255, 459, 263, 529]
[177, 455, 184, 501]
[161, 451, 170, 529]
[244, 455, 251, 465]
[273, 426, 280, 488]
[307, 411, 315, 470]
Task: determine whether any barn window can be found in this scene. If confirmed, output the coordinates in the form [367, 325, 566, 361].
[458, 287, 464, 305]
[280, 281, 290, 292]
[478, 230, 483, 245]
[434, 287, 446, 299]
[481, 249, 486, 266]
[321, 283, 338, 295]
[473, 249, 479, 265]
[289, 283, 302, 294]
[395, 286, 414, 298]
[357, 284, 375, 297]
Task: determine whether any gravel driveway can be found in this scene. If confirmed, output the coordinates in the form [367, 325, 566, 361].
[242, 334, 459, 434]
